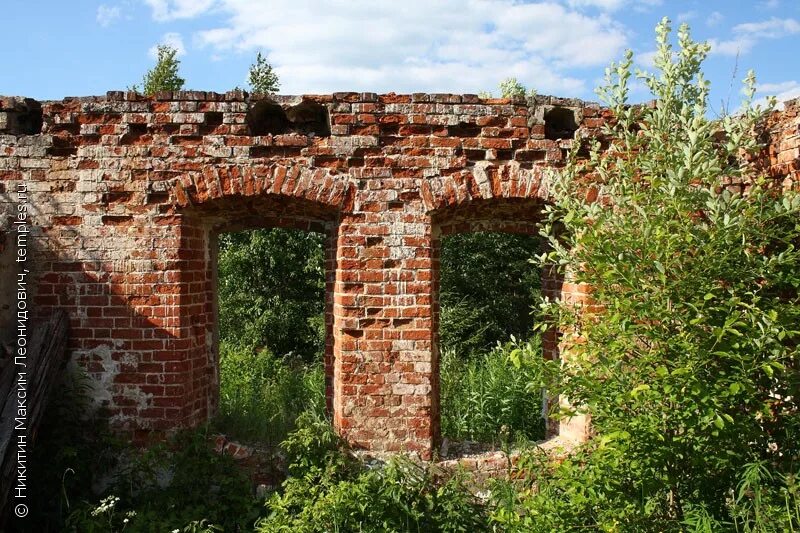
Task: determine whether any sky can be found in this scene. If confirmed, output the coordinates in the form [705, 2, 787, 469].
[2, 0, 799, 112]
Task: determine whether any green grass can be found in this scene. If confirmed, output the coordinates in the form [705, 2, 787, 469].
[213, 342, 325, 446]
[215, 336, 545, 448]
[440, 336, 546, 445]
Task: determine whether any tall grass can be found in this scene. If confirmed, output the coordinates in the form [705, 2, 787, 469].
[215, 337, 545, 449]
[440, 336, 545, 445]
[214, 342, 325, 446]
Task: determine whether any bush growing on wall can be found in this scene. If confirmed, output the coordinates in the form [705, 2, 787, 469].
[248, 52, 280, 95]
[132, 44, 185, 95]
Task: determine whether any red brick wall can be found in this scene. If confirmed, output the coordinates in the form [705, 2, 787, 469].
[0, 92, 796, 458]
[764, 98, 800, 189]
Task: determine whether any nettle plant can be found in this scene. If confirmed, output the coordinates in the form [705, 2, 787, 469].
[537, 18, 800, 525]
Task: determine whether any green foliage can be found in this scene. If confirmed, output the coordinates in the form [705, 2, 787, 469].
[499, 77, 534, 99]
[488, 443, 647, 531]
[132, 44, 185, 95]
[248, 52, 281, 94]
[18, 369, 261, 532]
[522, 18, 800, 528]
[439, 232, 541, 357]
[65, 429, 261, 532]
[489, 448, 800, 532]
[258, 415, 488, 532]
[218, 228, 326, 360]
[479, 77, 536, 99]
[215, 342, 325, 445]
[12, 371, 123, 532]
[440, 337, 545, 443]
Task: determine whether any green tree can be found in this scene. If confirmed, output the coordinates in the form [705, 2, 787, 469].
[439, 232, 541, 356]
[513, 18, 800, 530]
[217, 228, 325, 361]
[248, 52, 280, 94]
[133, 44, 185, 95]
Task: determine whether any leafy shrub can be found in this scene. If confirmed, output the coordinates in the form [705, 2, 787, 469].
[490, 447, 800, 532]
[18, 370, 261, 532]
[218, 228, 326, 361]
[65, 429, 261, 532]
[521, 18, 800, 529]
[440, 337, 545, 444]
[499, 77, 535, 99]
[215, 342, 325, 445]
[258, 414, 488, 532]
[439, 232, 541, 357]
[11, 371, 123, 532]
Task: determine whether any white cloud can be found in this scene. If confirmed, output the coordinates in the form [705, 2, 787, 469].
[760, 0, 780, 8]
[188, 0, 627, 95]
[678, 10, 697, 22]
[567, 0, 626, 10]
[758, 81, 800, 94]
[566, 0, 660, 11]
[753, 80, 800, 109]
[733, 17, 800, 39]
[96, 4, 122, 27]
[708, 37, 756, 56]
[635, 50, 657, 68]
[706, 11, 724, 28]
[709, 16, 799, 57]
[144, 0, 216, 21]
[149, 32, 186, 59]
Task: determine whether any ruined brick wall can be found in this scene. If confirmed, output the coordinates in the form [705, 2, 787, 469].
[0, 91, 796, 458]
[764, 99, 800, 188]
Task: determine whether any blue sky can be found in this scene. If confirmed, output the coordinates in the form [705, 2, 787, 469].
[2, 0, 799, 111]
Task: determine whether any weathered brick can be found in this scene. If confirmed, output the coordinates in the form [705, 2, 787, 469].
[1, 91, 795, 461]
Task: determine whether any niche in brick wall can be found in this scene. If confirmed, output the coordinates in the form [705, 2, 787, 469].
[246, 100, 330, 137]
[0, 98, 43, 135]
[544, 106, 578, 140]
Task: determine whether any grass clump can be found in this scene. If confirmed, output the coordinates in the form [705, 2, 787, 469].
[440, 337, 546, 444]
[257, 413, 489, 533]
[214, 342, 325, 446]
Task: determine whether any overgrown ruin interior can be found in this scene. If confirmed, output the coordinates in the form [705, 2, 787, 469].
[1, 90, 798, 460]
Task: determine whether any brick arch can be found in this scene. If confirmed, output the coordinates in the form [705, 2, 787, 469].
[420, 162, 551, 213]
[166, 163, 355, 214]
[164, 169, 352, 431]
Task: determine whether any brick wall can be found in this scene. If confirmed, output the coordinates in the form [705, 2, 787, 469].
[0, 92, 796, 458]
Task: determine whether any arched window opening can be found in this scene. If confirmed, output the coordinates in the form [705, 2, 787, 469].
[435, 230, 547, 456]
[212, 226, 330, 447]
